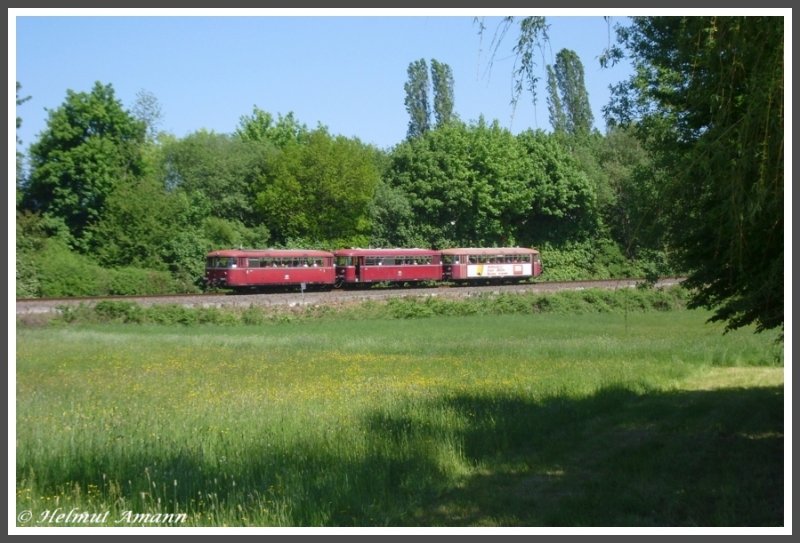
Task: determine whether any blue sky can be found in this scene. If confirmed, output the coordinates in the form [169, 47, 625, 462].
[13, 12, 635, 152]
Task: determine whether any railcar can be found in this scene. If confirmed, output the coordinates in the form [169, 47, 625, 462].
[334, 248, 443, 287]
[441, 247, 542, 283]
[205, 249, 336, 290]
[206, 246, 542, 291]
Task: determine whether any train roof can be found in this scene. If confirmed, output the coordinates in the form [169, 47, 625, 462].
[207, 249, 334, 258]
[334, 248, 441, 257]
[440, 247, 539, 255]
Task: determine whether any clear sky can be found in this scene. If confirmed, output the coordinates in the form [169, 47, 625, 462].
[13, 11, 636, 152]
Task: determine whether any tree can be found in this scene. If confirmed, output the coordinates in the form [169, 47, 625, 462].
[159, 130, 263, 224]
[430, 59, 455, 127]
[15, 82, 31, 136]
[404, 59, 431, 139]
[607, 16, 784, 332]
[369, 180, 420, 248]
[16, 82, 32, 198]
[545, 66, 567, 134]
[88, 177, 182, 270]
[21, 82, 146, 247]
[516, 129, 598, 246]
[595, 126, 663, 259]
[386, 120, 535, 248]
[552, 49, 594, 135]
[255, 128, 380, 246]
[235, 107, 309, 148]
[131, 89, 164, 143]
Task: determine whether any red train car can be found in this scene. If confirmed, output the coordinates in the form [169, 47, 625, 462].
[334, 248, 443, 287]
[205, 249, 335, 290]
[441, 247, 542, 282]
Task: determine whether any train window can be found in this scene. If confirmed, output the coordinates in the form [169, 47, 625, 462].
[336, 256, 352, 266]
[209, 257, 236, 268]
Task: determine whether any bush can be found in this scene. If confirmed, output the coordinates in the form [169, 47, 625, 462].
[25, 238, 186, 297]
[33, 239, 102, 297]
[536, 239, 678, 282]
[241, 305, 266, 325]
[93, 301, 145, 323]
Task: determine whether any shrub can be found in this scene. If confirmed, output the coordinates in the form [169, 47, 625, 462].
[241, 305, 266, 325]
[93, 301, 145, 323]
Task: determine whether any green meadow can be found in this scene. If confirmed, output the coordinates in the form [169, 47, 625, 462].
[16, 305, 784, 527]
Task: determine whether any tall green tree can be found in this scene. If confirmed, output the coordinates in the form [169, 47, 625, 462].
[516, 129, 598, 245]
[21, 82, 146, 247]
[430, 59, 455, 127]
[545, 66, 567, 134]
[595, 126, 662, 259]
[607, 16, 784, 332]
[386, 120, 535, 248]
[255, 128, 380, 246]
[552, 49, 594, 135]
[404, 59, 431, 139]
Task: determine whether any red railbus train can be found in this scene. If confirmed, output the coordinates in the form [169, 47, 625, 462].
[334, 248, 442, 287]
[205, 249, 335, 289]
[441, 247, 542, 282]
[205, 247, 542, 291]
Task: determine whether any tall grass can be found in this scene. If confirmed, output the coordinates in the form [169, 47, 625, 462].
[15, 311, 784, 527]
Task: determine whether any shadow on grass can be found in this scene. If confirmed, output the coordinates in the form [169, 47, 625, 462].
[19, 384, 783, 527]
[398, 385, 784, 527]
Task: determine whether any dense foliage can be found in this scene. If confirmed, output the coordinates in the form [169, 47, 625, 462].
[606, 16, 784, 332]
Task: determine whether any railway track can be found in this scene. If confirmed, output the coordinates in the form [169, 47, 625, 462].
[15, 278, 684, 315]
